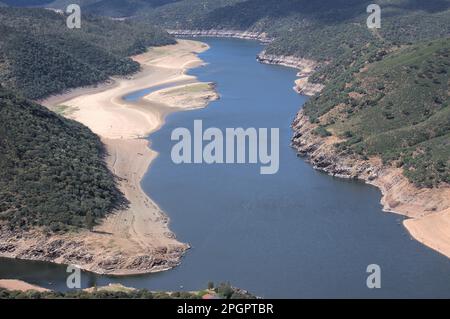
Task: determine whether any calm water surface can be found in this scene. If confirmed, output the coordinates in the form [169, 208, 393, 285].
[1, 38, 450, 298]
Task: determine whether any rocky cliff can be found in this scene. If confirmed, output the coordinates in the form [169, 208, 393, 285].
[167, 29, 273, 43]
[0, 225, 187, 275]
[256, 52, 324, 96]
[169, 29, 324, 96]
[292, 110, 450, 258]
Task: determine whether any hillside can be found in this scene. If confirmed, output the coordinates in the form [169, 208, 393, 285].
[0, 282, 255, 299]
[3, 0, 181, 17]
[140, 0, 450, 61]
[0, 7, 175, 99]
[0, 7, 175, 232]
[137, 0, 450, 188]
[0, 85, 126, 231]
[301, 38, 450, 188]
[1, 0, 54, 5]
[81, 0, 179, 17]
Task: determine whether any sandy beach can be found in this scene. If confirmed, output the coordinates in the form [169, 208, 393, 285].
[292, 110, 450, 260]
[144, 82, 219, 109]
[0, 39, 218, 275]
[404, 207, 450, 257]
[0, 280, 50, 292]
[53, 39, 217, 274]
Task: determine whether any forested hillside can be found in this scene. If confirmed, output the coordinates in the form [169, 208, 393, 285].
[140, 0, 450, 61]
[3, 0, 181, 17]
[303, 38, 450, 188]
[80, 0, 180, 17]
[0, 7, 175, 232]
[0, 85, 126, 231]
[1, 1, 448, 236]
[0, 282, 255, 299]
[1, 0, 54, 5]
[137, 0, 450, 188]
[0, 7, 175, 99]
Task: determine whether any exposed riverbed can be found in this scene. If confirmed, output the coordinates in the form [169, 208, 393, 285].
[1, 38, 450, 298]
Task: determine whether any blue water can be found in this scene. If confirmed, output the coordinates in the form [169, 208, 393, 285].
[1, 38, 450, 298]
[123, 80, 194, 102]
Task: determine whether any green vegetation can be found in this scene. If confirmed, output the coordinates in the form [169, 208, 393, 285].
[0, 85, 126, 231]
[313, 126, 332, 138]
[2, 1, 181, 17]
[137, 0, 450, 188]
[139, 0, 450, 60]
[0, 282, 256, 299]
[0, 7, 175, 99]
[0, 7, 174, 233]
[0, 8, 176, 233]
[0, 1, 448, 237]
[141, 0, 245, 28]
[79, 0, 180, 17]
[304, 38, 450, 188]
[0, 288, 192, 299]
[1, 1, 54, 6]
[164, 83, 213, 94]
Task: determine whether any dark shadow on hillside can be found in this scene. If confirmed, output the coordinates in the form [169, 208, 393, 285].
[202, 0, 450, 28]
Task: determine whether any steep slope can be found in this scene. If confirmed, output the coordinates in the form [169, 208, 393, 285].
[0, 7, 174, 232]
[140, 0, 450, 187]
[140, 0, 450, 258]
[82, 0, 180, 17]
[1, 0, 54, 5]
[0, 7, 175, 99]
[299, 38, 450, 188]
[140, 0, 244, 28]
[291, 38, 450, 257]
[142, 0, 450, 60]
[4, 0, 181, 17]
[0, 86, 125, 231]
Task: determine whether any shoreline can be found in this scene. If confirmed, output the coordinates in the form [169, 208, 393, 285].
[0, 39, 217, 275]
[169, 29, 324, 97]
[0, 280, 50, 293]
[198, 29, 450, 259]
[2, 34, 448, 278]
[292, 111, 450, 259]
[0, 279, 256, 299]
[256, 52, 324, 96]
[167, 29, 274, 43]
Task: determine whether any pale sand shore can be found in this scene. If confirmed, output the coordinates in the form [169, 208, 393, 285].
[0, 280, 50, 292]
[43, 40, 210, 139]
[57, 40, 212, 274]
[369, 166, 450, 258]
[293, 111, 450, 259]
[144, 82, 219, 109]
[404, 207, 450, 257]
[5, 39, 216, 275]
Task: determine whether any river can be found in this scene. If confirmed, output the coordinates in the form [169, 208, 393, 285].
[1, 38, 450, 298]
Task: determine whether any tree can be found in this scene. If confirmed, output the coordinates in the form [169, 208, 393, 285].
[85, 211, 94, 231]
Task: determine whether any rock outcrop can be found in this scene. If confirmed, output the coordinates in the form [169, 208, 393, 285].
[167, 29, 273, 43]
[0, 225, 187, 275]
[169, 29, 324, 96]
[291, 110, 450, 258]
[257, 52, 324, 96]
